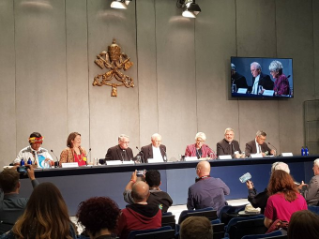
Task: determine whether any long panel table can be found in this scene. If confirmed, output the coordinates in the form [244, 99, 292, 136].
[19, 156, 317, 215]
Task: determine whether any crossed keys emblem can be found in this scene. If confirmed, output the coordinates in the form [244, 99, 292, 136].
[93, 39, 134, 97]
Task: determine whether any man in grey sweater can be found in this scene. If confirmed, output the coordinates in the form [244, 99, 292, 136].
[300, 158, 319, 206]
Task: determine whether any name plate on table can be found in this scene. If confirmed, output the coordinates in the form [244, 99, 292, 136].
[105, 160, 122, 166]
[250, 154, 263, 158]
[237, 88, 248, 94]
[280, 152, 293, 157]
[148, 158, 164, 163]
[262, 90, 274, 96]
[62, 162, 79, 168]
[185, 156, 198, 161]
[218, 155, 232, 160]
[122, 160, 135, 165]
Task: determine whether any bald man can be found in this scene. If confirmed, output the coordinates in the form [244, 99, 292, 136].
[139, 133, 167, 163]
[117, 181, 162, 239]
[187, 161, 230, 214]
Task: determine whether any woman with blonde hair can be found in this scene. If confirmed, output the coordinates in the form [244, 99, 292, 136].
[264, 170, 307, 228]
[0, 182, 76, 239]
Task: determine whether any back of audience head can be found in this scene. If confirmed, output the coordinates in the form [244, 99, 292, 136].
[196, 160, 211, 177]
[145, 170, 161, 188]
[12, 182, 72, 239]
[0, 168, 20, 193]
[267, 170, 298, 202]
[131, 181, 150, 203]
[288, 210, 319, 239]
[271, 161, 290, 174]
[180, 216, 213, 239]
[77, 197, 120, 238]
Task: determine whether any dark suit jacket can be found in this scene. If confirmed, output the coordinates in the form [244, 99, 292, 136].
[250, 72, 274, 92]
[105, 145, 133, 161]
[232, 72, 248, 89]
[140, 144, 167, 163]
[245, 140, 272, 157]
[216, 139, 241, 157]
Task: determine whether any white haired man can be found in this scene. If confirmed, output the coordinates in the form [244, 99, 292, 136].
[246, 162, 290, 214]
[139, 133, 167, 163]
[299, 158, 319, 205]
[216, 128, 244, 158]
[105, 134, 133, 161]
[250, 62, 274, 95]
[185, 132, 216, 159]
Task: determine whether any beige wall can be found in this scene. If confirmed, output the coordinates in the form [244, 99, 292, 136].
[0, 0, 318, 168]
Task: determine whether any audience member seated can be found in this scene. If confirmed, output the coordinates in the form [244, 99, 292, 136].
[0, 165, 39, 230]
[139, 133, 167, 163]
[60, 132, 88, 166]
[180, 216, 213, 239]
[117, 181, 161, 239]
[264, 170, 307, 229]
[76, 197, 120, 239]
[287, 210, 319, 239]
[187, 161, 230, 214]
[299, 158, 319, 206]
[245, 130, 275, 157]
[13, 132, 54, 168]
[216, 128, 244, 158]
[123, 170, 173, 213]
[246, 162, 290, 214]
[0, 182, 77, 239]
[105, 134, 133, 161]
[185, 132, 216, 159]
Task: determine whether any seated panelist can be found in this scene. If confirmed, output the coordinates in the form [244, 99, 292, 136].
[216, 128, 244, 158]
[245, 130, 276, 157]
[13, 132, 54, 168]
[59, 132, 87, 166]
[185, 132, 216, 159]
[139, 133, 167, 163]
[105, 134, 133, 161]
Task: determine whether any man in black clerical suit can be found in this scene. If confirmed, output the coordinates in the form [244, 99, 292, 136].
[231, 63, 248, 89]
[250, 62, 274, 94]
[216, 128, 244, 158]
[105, 134, 134, 161]
[139, 133, 167, 163]
[245, 130, 276, 157]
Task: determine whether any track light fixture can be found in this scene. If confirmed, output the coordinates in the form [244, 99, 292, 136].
[110, 0, 132, 10]
[176, 0, 201, 18]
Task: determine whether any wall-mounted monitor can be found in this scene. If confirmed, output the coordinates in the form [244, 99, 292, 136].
[231, 57, 293, 99]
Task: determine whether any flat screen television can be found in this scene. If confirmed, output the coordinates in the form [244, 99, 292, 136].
[230, 57, 293, 99]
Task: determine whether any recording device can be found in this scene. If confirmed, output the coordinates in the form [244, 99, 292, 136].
[161, 148, 167, 162]
[17, 165, 31, 179]
[268, 142, 278, 155]
[137, 169, 146, 177]
[239, 172, 252, 183]
[50, 149, 59, 167]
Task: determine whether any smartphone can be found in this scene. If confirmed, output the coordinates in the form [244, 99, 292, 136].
[239, 172, 252, 183]
[137, 169, 146, 177]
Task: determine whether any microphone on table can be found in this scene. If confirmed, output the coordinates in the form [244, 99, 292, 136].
[161, 148, 167, 162]
[50, 149, 59, 167]
[85, 148, 92, 165]
[136, 146, 144, 163]
[88, 148, 92, 164]
[268, 142, 278, 156]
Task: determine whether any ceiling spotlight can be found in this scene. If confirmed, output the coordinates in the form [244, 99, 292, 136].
[110, 0, 132, 9]
[176, 0, 201, 18]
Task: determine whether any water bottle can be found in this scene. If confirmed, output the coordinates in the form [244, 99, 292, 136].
[27, 158, 32, 165]
[20, 158, 25, 166]
[305, 146, 309, 156]
[301, 147, 305, 156]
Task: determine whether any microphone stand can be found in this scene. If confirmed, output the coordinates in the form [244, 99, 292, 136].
[50, 150, 59, 168]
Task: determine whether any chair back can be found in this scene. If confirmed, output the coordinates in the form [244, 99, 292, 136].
[228, 218, 267, 239]
[219, 204, 247, 225]
[0, 221, 14, 235]
[242, 230, 283, 239]
[212, 223, 225, 239]
[162, 213, 176, 230]
[308, 205, 319, 215]
[128, 226, 175, 239]
[178, 207, 217, 224]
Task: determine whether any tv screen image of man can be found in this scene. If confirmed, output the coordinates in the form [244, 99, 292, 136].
[250, 62, 274, 95]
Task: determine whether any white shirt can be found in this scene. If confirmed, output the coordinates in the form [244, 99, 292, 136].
[255, 139, 262, 154]
[14, 146, 53, 168]
[152, 145, 164, 161]
[252, 74, 260, 95]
